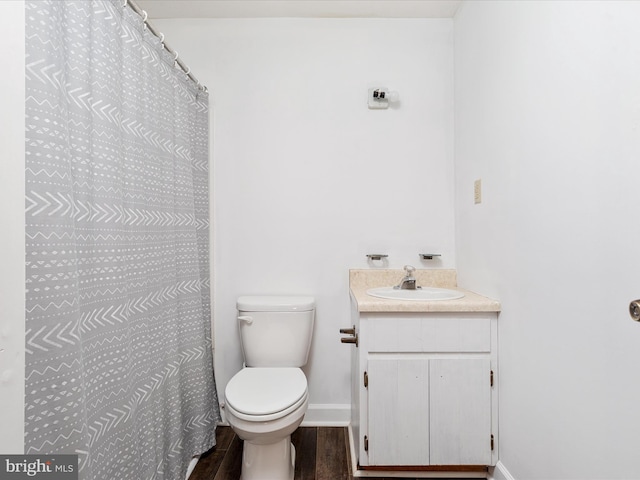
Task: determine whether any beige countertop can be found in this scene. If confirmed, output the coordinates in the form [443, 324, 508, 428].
[349, 269, 501, 313]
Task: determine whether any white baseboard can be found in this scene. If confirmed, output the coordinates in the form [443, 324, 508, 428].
[301, 403, 351, 426]
[489, 461, 515, 480]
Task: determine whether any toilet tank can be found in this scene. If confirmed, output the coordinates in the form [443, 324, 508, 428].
[237, 295, 315, 368]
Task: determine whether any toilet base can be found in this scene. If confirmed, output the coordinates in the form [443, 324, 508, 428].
[240, 435, 295, 480]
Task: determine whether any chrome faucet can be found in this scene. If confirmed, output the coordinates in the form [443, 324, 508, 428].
[394, 265, 420, 290]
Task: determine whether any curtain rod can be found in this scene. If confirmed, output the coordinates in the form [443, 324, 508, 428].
[123, 0, 207, 92]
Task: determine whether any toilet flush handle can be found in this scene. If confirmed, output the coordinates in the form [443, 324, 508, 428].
[238, 315, 253, 325]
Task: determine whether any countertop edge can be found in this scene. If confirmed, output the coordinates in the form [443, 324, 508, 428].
[350, 287, 501, 313]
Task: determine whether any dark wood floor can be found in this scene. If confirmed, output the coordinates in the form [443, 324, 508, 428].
[189, 426, 479, 480]
[189, 426, 351, 480]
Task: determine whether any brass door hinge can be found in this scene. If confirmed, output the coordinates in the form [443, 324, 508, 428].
[364, 371, 368, 388]
[490, 370, 494, 387]
[364, 435, 369, 452]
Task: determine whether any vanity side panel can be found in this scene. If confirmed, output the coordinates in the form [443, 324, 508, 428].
[491, 314, 499, 466]
[357, 312, 372, 466]
[349, 298, 361, 464]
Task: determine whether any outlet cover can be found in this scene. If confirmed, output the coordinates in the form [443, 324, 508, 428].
[474, 179, 482, 204]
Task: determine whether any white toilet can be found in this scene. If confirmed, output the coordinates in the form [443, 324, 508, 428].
[224, 295, 315, 480]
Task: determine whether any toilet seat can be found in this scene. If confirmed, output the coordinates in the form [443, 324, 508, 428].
[225, 367, 308, 422]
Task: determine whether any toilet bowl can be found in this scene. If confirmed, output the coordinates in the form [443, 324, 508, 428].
[225, 296, 315, 480]
[225, 368, 309, 480]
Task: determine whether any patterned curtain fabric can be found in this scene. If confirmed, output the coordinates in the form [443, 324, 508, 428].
[24, 1, 220, 479]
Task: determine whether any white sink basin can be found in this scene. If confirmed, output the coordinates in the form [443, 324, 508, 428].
[366, 286, 464, 301]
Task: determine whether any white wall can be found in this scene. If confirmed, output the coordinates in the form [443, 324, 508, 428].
[154, 18, 455, 421]
[0, 0, 25, 454]
[455, 1, 640, 478]
[9, 1, 640, 468]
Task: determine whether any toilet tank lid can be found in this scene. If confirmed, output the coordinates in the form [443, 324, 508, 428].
[237, 295, 315, 312]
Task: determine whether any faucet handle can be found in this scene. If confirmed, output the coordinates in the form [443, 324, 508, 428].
[404, 265, 416, 276]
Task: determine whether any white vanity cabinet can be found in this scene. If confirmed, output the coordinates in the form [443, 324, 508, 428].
[349, 306, 499, 471]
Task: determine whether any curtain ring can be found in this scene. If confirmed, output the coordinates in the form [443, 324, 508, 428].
[174, 51, 179, 61]
[122, 0, 128, 7]
[184, 67, 191, 75]
[159, 32, 165, 48]
[142, 10, 148, 22]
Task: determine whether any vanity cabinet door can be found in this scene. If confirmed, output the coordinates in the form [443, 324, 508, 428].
[367, 358, 430, 465]
[430, 358, 492, 465]
[354, 311, 498, 469]
[367, 357, 491, 466]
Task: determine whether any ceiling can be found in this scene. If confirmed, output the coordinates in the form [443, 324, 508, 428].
[136, 0, 463, 19]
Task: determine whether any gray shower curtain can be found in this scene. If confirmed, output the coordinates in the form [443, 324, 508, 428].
[25, 1, 220, 478]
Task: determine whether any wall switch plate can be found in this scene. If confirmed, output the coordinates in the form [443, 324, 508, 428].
[474, 179, 482, 204]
